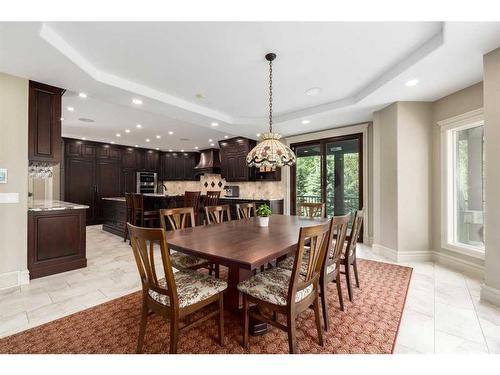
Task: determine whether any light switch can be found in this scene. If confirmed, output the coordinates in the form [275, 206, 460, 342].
[0, 193, 19, 203]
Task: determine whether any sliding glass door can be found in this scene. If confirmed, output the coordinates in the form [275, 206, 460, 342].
[291, 133, 363, 233]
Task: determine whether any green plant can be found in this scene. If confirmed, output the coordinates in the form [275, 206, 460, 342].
[256, 203, 272, 217]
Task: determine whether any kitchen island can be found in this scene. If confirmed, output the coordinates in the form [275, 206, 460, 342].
[101, 194, 284, 237]
[28, 200, 89, 279]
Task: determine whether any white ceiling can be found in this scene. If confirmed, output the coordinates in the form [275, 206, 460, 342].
[1, 22, 500, 150]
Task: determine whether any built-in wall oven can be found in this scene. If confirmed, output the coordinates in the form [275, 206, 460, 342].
[136, 172, 157, 194]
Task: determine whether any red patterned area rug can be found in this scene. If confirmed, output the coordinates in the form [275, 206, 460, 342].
[0, 259, 412, 354]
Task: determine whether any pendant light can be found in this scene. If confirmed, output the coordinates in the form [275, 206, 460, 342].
[246, 53, 296, 168]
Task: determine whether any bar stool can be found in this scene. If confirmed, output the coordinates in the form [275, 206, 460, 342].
[132, 193, 160, 228]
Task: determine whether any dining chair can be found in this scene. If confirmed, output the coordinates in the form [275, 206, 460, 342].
[237, 219, 334, 353]
[297, 202, 325, 218]
[159, 207, 213, 272]
[205, 204, 232, 224]
[277, 215, 350, 330]
[128, 223, 227, 354]
[236, 202, 256, 219]
[340, 210, 364, 302]
[205, 190, 221, 207]
[123, 193, 134, 242]
[132, 193, 159, 228]
[184, 191, 201, 225]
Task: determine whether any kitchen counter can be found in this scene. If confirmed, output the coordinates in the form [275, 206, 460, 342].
[28, 199, 89, 211]
[221, 196, 284, 201]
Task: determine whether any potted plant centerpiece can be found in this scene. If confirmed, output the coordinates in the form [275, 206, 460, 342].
[256, 203, 272, 227]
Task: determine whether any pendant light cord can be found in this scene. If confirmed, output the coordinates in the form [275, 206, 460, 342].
[268, 59, 273, 134]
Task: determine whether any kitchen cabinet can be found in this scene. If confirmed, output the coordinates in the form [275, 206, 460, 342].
[122, 147, 140, 169]
[144, 150, 160, 171]
[94, 159, 122, 222]
[160, 152, 199, 181]
[64, 156, 97, 224]
[219, 137, 256, 182]
[28, 81, 65, 163]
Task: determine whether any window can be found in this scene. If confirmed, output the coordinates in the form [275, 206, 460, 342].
[441, 111, 484, 257]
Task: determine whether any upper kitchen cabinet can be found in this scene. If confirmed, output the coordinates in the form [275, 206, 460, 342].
[28, 81, 65, 163]
[122, 147, 140, 169]
[144, 149, 160, 172]
[218, 137, 256, 182]
[160, 152, 199, 181]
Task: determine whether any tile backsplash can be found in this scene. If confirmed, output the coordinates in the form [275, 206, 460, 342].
[163, 173, 285, 200]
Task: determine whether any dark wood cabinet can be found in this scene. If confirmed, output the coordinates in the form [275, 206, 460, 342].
[122, 147, 139, 169]
[120, 168, 136, 195]
[144, 150, 160, 171]
[65, 156, 96, 224]
[94, 159, 121, 222]
[28, 208, 87, 279]
[219, 137, 256, 182]
[160, 152, 199, 181]
[28, 81, 65, 163]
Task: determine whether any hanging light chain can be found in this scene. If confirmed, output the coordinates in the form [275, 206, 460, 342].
[268, 58, 273, 133]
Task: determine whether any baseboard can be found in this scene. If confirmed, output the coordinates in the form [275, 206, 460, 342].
[365, 236, 374, 246]
[397, 250, 434, 263]
[372, 244, 398, 261]
[0, 270, 30, 290]
[433, 251, 484, 278]
[480, 284, 500, 307]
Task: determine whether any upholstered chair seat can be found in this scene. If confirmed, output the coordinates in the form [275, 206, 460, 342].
[149, 270, 227, 308]
[170, 252, 209, 270]
[237, 267, 313, 306]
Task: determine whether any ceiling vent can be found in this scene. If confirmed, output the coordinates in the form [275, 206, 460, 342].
[78, 118, 95, 123]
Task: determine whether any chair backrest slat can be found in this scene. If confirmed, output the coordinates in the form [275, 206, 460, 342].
[205, 204, 231, 224]
[128, 224, 178, 307]
[236, 202, 256, 219]
[288, 220, 333, 303]
[205, 191, 221, 207]
[297, 202, 325, 218]
[346, 210, 364, 258]
[324, 215, 350, 274]
[184, 191, 201, 213]
[160, 207, 196, 231]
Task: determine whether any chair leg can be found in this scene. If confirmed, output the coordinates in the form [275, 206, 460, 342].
[287, 314, 298, 354]
[215, 264, 220, 279]
[345, 263, 354, 302]
[218, 294, 225, 347]
[208, 264, 213, 276]
[242, 294, 249, 349]
[319, 279, 329, 331]
[169, 316, 179, 354]
[353, 259, 360, 288]
[336, 276, 345, 311]
[136, 300, 148, 353]
[313, 292, 324, 346]
[123, 224, 128, 242]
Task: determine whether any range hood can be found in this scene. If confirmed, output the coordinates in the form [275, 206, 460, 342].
[194, 148, 221, 175]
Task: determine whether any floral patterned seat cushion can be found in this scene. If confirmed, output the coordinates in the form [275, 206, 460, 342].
[278, 251, 337, 276]
[148, 270, 227, 308]
[170, 251, 208, 270]
[237, 267, 313, 306]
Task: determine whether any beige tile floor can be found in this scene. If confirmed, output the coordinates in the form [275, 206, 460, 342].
[1, 225, 500, 354]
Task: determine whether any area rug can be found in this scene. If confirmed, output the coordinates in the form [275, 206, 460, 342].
[0, 259, 412, 354]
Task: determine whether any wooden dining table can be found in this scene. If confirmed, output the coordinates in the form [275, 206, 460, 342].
[165, 214, 330, 313]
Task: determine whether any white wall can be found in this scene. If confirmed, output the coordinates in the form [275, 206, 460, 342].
[0, 73, 29, 289]
[482, 47, 500, 305]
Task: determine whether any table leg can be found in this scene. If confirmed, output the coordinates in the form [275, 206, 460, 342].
[226, 264, 268, 336]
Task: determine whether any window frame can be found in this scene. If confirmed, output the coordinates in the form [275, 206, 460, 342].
[439, 109, 485, 259]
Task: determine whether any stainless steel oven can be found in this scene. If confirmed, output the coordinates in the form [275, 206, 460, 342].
[136, 172, 157, 194]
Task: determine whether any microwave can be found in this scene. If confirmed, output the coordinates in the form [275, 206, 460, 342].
[136, 172, 157, 194]
[224, 185, 239, 198]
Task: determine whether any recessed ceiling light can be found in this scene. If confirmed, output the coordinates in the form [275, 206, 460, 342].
[111, 141, 115, 144]
[145, 138, 150, 142]
[208, 139, 213, 142]
[134, 145, 139, 148]
[210, 143, 215, 147]
[168, 131, 174, 135]
[78, 92, 87, 98]
[180, 149, 185, 152]
[115, 133, 121, 137]
[60, 117, 64, 121]
[168, 149, 173, 152]
[301, 119, 311, 125]
[156, 135, 161, 139]
[155, 147, 160, 151]
[405, 79, 419, 87]
[67, 106, 74, 111]
[305, 87, 322, 96]
[224, 135, 229, 139]
[256, 133, 261, 137]
[211, 122, 219, 127]
[81, 137, 86, 140]
[125, 129, 131, 133]
[194, 146, 199, 150]
[136, 124, 142, 129]
[132, 98, 142, 105]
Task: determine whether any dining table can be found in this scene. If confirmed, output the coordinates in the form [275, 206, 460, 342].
[165, 214, 330, 333]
